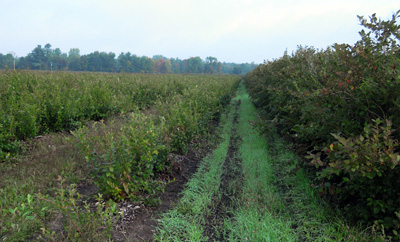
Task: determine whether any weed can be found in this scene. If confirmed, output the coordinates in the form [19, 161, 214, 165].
[38, 178, 119, 241]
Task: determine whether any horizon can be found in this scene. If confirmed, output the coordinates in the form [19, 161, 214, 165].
[1, 0, 399, 64]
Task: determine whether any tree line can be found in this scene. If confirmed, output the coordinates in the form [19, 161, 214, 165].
[0, 44, 256, 75]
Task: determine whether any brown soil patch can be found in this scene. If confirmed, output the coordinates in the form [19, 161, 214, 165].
[111, 140, 213, 242]
[1, 108, 222, 241]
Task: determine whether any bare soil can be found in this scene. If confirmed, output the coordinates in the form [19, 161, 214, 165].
[0, 112, 219, 241]
[111, 140, 213, 242]
[28, 134, 215, 242]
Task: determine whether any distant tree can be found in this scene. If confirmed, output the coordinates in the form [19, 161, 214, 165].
[140, 56, 154, 73]
[17, 56, 29, 69]
[153, 58, 172, 73]
[0, 54, 5, 68]
[204, 58, 213, 74]
[153, 58, 165, 73]
[152, 55, 168, 61]
[232, 65, 242, 75]
[204, 56, 221, 74]
[85, 51, 106, 72]
[164, 59, 172, 73]
[54, 48, 62, 56]
[118, 52, 132, 72]
[240, 62, 257, 74]
[185, 57, 203, 73]
[130, 55, 141, 72]
[0, 53, 14, 69]
[221, 62, 234, 74]
[99, 52, 116, 72]
[182, 59, 189, 73]
[27, 45, 47, 70]
[44, 43, 53, 69]
[118, 52, 146, 73]
[170, 58, 181, 73]
[0, 43, 258, 74]
[89, 52, 100, 71]
[217, 62, 223, 74]
[68, 48, 80, 58]
[220, 62, 257, 75]
[80, 55, 88, 71]
[52, 48, 67, 71]
[68, 48, 81, 71]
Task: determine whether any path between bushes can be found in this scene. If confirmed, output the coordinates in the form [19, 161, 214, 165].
[150, 82, 372, 241]
[102, 81, 374, 241]
[1, 81, 373, 241]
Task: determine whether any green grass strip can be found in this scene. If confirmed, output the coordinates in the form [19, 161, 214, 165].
[260, 130, 374, 241]
[154, 100, 236, 242]
[225, 83, 374, 241]
[223, 83, 296, 241]
[155, 82, 375, 241]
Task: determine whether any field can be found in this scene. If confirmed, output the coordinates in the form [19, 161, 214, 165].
[0, 71, 239, 240]
[0, 71, 385, 242]
[0, 71, 237, 160]
[1, 10, 400, 242]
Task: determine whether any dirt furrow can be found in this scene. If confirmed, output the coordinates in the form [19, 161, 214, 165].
[204, 100, 243, 241]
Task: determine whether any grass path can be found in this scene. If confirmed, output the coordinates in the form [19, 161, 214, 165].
[154, 82, 374, 241]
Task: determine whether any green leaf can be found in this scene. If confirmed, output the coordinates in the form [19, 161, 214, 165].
[27, 194, 33, 206]
[25, 215, 35, 220]
[122, 182, 129, 194]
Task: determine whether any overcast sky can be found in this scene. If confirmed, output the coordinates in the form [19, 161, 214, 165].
[1, 0, 398, 63]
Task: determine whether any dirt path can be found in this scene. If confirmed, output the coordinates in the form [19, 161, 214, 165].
[149, 90, 243, 241]
[150, 82, 376, 242]
[204, 100, 243, 241]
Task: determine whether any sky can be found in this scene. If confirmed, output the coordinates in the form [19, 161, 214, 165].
[1, 0, 399, 64]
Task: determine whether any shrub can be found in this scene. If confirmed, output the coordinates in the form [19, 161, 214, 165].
[0, 72, 239, 162]
[308, 119, 400, 235]
[245, 10, 400, 235]
[73, 113, 167, 203]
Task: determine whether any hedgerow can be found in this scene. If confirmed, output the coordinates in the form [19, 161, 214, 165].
[244, 10, 400, 237]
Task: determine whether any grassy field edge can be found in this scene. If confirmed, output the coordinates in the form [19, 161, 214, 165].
[154, 95, 236, 241]
[155, 82, 379, 241]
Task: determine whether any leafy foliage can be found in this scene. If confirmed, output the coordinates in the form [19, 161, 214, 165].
[38, 181, 119, 241]
[0, 72, 238, 161]
[70, 74, 238, 202]
[245, 10, 400, 236]
[0, 71, 239, 239]
[74, 114, 168, 202]
[308, 119, 400, 234]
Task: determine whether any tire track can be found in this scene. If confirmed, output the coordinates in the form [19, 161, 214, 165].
[204, 100, 243, 241]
